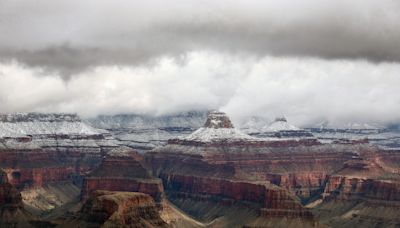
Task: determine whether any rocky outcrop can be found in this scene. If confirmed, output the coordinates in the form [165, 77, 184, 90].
[323, 176, 400, 201]
[64, 190, 169, 227]
[0, 169, 41, 227]
[162, 174, 313, 217]
[203, 111, 235, 129]
[314, 175, 400, 227]
[322, 150, 400, 202]
[83, 178, 164, 203]
[82, 148, 164, 203]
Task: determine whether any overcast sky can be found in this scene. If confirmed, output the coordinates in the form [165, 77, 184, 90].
[1, 0, 400, 126]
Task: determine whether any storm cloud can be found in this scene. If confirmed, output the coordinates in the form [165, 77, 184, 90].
[1, 0, 400, 74]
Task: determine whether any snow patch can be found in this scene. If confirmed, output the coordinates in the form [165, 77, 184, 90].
[183, 127, 261, 142]
[262, 120, 300, 132]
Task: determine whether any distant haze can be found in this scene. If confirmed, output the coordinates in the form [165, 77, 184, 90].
[0, 0, 400, 127]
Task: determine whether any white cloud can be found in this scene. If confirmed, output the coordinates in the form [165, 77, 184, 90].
[1, 52, 399, 127]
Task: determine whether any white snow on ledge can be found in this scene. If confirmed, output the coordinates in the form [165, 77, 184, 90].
[182, 127, 263, 142]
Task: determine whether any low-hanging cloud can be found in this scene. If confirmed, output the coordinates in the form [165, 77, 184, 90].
[1, 0, 400, 74]
[0, 52, 399, 127]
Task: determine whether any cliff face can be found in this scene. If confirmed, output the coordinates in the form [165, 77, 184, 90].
[147, 142, 374, 202]
[0, 169, 39, 228]
[0, 147, 106, 188]
[65, 190, 169, 228]
[162, 173, 312, 216]
[0, 113, 122, 222]
[323, 176, 400, 201]
[149, 143, 400, 227]
[0, 113, 119, 188]
[82, 148, 164, 203]
[321, 149, 400, 201]
[146, 145, 328, 222]
[310, 149, 400, 227]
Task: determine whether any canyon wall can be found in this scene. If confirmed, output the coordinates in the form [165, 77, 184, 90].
[82, 149, 164, 203]
[62, 190, 169, 227]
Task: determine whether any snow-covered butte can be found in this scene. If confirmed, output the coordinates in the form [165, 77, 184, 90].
[182, 111, 261, 142]
[261, 117, 300, 132]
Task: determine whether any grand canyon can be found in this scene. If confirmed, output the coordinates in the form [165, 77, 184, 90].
[1, 1, 400, 227]
[0, 111, 400, 227]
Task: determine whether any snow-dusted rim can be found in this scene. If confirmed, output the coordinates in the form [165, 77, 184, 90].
[180, 127, 283, 142]
[0, 121, 102, 138]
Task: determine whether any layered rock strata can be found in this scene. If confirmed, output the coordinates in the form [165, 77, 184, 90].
[63, 190, 169, 227]
[145, 111, 323, 226]
[311, 148, 400, 227]
[0, 113, 119, 188]
[82, 147, 164, 203]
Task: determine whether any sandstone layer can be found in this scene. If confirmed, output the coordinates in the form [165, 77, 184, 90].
[82, 148, 164, 203]
[62, 190, 169, 228]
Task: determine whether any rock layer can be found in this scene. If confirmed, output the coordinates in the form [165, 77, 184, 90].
[64, 190, 169, 227]
[82, 148, 164, 203]
[0, 113, 119, 188]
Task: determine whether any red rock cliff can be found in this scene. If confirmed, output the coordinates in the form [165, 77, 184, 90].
[82, 148, 164, 202]
[66, 190, 169, 227]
